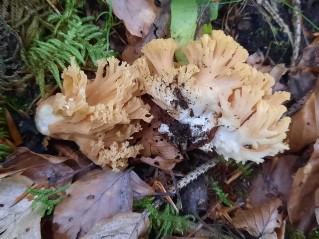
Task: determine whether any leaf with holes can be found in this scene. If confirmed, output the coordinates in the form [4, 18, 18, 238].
[232, 198, 283, 237]
[0, 175, 36, 235]
[52, 170, 154, 239]
[0, 206, 41, 239]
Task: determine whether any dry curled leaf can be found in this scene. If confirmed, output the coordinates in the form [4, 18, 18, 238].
[288, 139, 319, 232]
[82, 212, 149, 239]
[53, 170, 153, 239]
[288, 81, 319, 152]
[232, 198, 283, 237]
[111, 0, 157, 37]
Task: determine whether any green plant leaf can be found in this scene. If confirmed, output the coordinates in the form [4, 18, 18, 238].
[170, 0, 198, 63]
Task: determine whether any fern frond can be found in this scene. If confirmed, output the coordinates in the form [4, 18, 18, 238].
[27, 183, 71, 217]
[0, 16, 29, 92]
[0, 104, 14, 162]
[26, 0, 116, 94]
[0, 0, 53, 48]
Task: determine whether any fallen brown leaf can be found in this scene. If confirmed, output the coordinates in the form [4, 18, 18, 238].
[121, 0, 170, 63]
[135, 100, 183, 170]
[5, 108, 23, 146]
[0, 147, 69, 177]
[315, 188, 319, 226]
[232, 198, 283, 237]
[0, 175, 33, 234]
[287, 138, 319, 232]
[287, 43, 319, 101]
[82, 212, 149, 239]
[111, 0, 157, 37]
[288, 81, 319, 152]
[0, 147, 74, 187]
[249, 155, 297, 206]
[53, 170, 154, 239]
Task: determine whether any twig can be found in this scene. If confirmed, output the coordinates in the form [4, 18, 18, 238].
[153, 160, 217, 209]
[292, 0, 302, 65]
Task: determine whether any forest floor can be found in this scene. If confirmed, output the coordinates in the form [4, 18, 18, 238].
[1, 0, 319, 238]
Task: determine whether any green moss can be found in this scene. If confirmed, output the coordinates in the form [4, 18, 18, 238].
[134, 197, 194, 238]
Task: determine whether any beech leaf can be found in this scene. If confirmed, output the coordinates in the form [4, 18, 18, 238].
[288, 76, 319, 152]
[0, 175, 35, 235]
[232, 198, 283, 237]
[53, 170, 153, 239]
[82, 212, 149, 239]
[0, 206, 41, 239]
[111, 0, 157, 37]
[0, 147, 69, 179]
[288, 138, 319, 232]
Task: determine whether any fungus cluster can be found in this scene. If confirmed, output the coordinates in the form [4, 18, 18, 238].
[133, 31, 291, 163]
[35, 57, 152, 170]
[35, 31, 291, 170]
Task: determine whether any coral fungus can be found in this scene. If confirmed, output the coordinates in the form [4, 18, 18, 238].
[35, 58, 152, 170]
[133, 31, 291, 163]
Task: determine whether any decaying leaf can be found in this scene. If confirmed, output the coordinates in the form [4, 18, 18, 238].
[249, 155, 297, 205]
[136, 105, 183, 170]
[82, 212, 149, 239]
[122, 0, 171, 64]
[315, 188, 319, 226]
[0, 175, 33, 234]
[232, 198, 283, 237]
[53, 170, 154, 239]
[0, 147, 69, 178]
[0, 206, 41, 239]
[288, 43, 319, 101]
[288, 81, 319, 152]
[111, 0, 157, 37]
[0, 147, 74, 187]
[288, 139, 319, 232]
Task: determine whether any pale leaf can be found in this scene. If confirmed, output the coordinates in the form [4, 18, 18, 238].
[0, 206, 41, 239]
[0, 175, 33, 233]
[111, 0, 157, 37]
[53, 170, 153, 239]
[81, 212, 149, 239]
[232, 198, 283, 237]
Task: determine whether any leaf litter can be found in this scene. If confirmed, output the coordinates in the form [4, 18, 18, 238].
[53, 170, 154, 239]
[1, 0, 319, 238]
